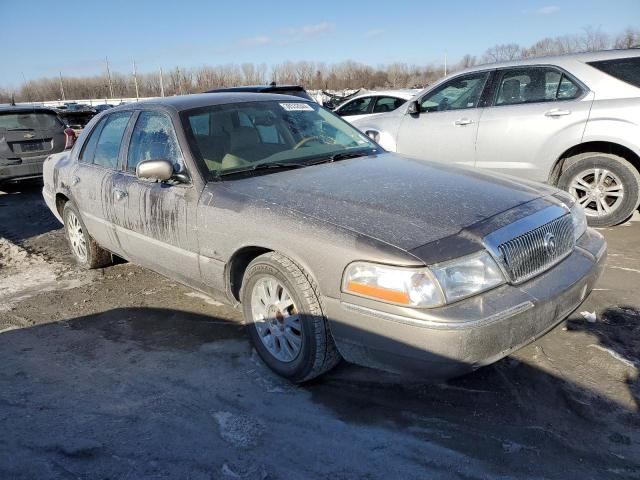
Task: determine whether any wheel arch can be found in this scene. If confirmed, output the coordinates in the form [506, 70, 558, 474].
[225, 245, 326, 305]
[549, 141, 640, 185]
[55, 192, 70, 217]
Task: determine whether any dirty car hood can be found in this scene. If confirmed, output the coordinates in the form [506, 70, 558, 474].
[221, 153, 558, 251]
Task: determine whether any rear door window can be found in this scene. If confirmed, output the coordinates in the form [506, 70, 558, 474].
[372, 96, 406, 113]
[79, 116, 107, 163]
[92, 112, 132, 169]
[588, 57, 640, 88]
[494, 67, 581, 106]
[337, 97, 373, 116]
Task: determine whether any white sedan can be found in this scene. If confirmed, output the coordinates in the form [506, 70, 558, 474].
[333, 89, 419, 123]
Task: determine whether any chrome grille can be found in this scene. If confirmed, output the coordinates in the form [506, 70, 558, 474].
[498, 214, 574, 284]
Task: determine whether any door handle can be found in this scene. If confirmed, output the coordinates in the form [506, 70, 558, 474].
[113, 189, 127, 201]
[545, 109, 571, 117]
[454, 118, 474, 126]
[71, 176, 80, 186]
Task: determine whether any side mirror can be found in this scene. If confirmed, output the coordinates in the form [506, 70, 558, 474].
[136, 159, 173, 182]
[407, 100, 420, 115]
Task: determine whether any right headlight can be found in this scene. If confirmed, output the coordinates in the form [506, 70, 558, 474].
[342, 251, 505, 309]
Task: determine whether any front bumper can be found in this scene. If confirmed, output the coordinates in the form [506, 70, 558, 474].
[0, 155, 47, 182]
[325, 228, 607, 379]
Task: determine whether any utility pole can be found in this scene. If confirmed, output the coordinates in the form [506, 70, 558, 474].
[159, 67, 165, 97]
[444, 51, 447, 77]
[106, 56, 114, 99]
[177, 66, 183, 95]
[132, 59, 139, 101]
[59, 72, 66, 101]
[21, 72, 32, 103]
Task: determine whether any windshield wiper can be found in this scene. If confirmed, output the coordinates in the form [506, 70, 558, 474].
[308, 149, 374, 165]
[218, 161, 308, 177]
[6, 128, 34, 131]
[217, 149, 375, 178]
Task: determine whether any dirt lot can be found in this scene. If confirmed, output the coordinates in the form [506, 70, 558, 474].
[0, 183, 638, 480]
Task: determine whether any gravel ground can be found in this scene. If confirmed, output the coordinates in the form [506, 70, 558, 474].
[0, 183, 638, 480]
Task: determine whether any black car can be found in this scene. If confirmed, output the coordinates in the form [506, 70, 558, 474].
[205, 83, 314, 101]
[0, 105, 75, 185]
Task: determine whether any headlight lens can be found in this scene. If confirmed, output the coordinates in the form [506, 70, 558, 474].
[342, 251, 505, 308]
[570, 201, 587, 241]
[430, 251, 505, 303]
[342, 262, 445, 308]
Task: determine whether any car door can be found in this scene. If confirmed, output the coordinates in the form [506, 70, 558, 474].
[474, 66, 592, 182]
[111, 110, 203, 287]
[335, 96, 375, 123]
[395, 71, 490, 166]
[69, 111, 132, 255]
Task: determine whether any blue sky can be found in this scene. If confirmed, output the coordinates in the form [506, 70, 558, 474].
[0, 0, 638, 87]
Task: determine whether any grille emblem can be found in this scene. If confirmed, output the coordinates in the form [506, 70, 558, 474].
[23, 133, 35, 139]
[543, 232, 556, 254]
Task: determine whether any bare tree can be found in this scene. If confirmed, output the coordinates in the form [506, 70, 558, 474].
[483, 43, 522, 63]
[614, 26, 640, 48]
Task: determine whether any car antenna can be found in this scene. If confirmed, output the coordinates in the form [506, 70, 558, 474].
[10, 93, 16, 106]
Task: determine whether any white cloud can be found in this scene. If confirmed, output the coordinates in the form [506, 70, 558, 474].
[527, 5, 560, 15]
[365, 28, 385, 38]
[220, 22, 336, 53]
[284, 22, 336, 38]
[239, 35, 272, 48]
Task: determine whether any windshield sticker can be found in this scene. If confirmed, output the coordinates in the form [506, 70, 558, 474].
[279, 102, 314, 112]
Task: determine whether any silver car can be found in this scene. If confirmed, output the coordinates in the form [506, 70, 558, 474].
[354, 49, 640, 227]
[42, 93, 606, 382]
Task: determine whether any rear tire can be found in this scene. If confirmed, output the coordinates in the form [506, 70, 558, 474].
[62, 201, 112, 269]
[240, 252, 341, 382]
[558, 153, 640, 227]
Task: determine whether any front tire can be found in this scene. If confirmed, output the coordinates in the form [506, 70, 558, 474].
[241, 252, 341, 382]
[558, 153, 640, 227]
[62, 201, 112, 269]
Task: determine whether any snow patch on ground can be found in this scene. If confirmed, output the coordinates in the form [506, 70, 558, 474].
[184, 291, 224, 306]
[0, 237, 88, 311]
[588, 344, 638, 370]
[213, 411, 264, 448]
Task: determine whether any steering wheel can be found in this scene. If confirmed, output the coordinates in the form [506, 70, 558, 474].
[293, 136, 321, 149]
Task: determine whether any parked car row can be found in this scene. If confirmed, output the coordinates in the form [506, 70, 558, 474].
[354, 49, 640, 227]
[43, 90, 606, 382]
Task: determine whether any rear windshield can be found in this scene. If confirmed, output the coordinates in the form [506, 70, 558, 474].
[588, 57, 640, 88]
[0, 111, 62, 131]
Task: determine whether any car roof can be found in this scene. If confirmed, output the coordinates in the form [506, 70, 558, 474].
[205, 84, 305, 93]
[347, 89, 419, 101]
[123, 92, 311, 112]
[456, 48, 640, 75]
[0, 104, 60, 114]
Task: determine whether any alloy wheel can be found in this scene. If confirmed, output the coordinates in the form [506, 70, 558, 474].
[67, 211, 88, 262]
[568, 168, 625, 217]
[250, 276, 303, 363]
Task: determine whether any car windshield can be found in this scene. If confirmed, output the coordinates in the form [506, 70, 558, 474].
[182, 100, 378, 177]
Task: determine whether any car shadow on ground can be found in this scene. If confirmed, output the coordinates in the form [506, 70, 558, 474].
[0, 181, 62, 243]
[0, 307, 638, 479]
